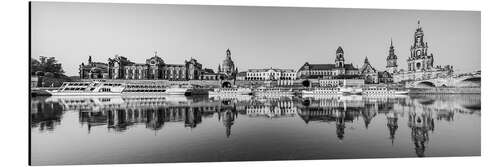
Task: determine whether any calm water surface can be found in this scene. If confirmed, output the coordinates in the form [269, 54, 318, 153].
[30, 94, 480, 165]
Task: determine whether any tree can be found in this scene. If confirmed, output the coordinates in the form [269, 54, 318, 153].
[31, 56, 65, 78]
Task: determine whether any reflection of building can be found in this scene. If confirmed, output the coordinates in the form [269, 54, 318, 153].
[393, 21, 454, 82]
[220, 109, 236, 138]
[246, 100, 297, 118]
[297, 46, 360, 79]
[408, 109, 435, 157]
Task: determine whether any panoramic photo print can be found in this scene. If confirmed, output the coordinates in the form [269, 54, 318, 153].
[29, 2, 480, 165]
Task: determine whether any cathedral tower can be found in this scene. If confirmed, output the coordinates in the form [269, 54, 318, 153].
[386, 39, 398, 73]
[408, 20, 434, 72]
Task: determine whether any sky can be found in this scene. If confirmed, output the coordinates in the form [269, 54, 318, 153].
[30, 2, 480, 76]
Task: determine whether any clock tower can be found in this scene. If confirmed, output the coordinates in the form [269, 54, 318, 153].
[408, 20, 434, 72]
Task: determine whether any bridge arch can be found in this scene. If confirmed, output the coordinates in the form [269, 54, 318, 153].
[458, 77, 481, 87]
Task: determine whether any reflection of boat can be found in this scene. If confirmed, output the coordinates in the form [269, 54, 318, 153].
[209, 87, 252, 96]
[339, 87, 363, 95]
[49, 81, 198, 96]
[362, 86, 409, 95]
[253, 86, 294, 97]
[209, 94, 252, 101]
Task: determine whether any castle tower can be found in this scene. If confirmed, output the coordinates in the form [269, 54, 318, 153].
[335, 46, 345, 68]
[386, 39, 398, 73]
[408, 20, 434, 72]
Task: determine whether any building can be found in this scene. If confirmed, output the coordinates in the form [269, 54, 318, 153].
[297, 46, 360, 79]
[378, 71, 393, 84]
[201, 68, 224, 80]
[219, 48, 238, 79]
[81, 52, 204, 80]
[393, 21, 454, 83]
[79, 56, 110, 79]
[359, 57, 378, 84]
[245, 68, 296, 81]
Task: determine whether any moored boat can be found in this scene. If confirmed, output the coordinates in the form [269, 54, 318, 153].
[362, 86, 409, 95]
[253, 86, 294, 97]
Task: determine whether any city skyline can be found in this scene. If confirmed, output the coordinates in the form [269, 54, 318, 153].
[31, 2, 480, 76]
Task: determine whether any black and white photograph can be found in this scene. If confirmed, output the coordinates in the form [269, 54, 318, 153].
[28, 1, 482, 166]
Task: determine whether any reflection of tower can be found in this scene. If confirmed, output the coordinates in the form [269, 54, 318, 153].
[221, 109, 236, 138]
[408, 109, 435, 157]
[335, 111, 346, 141]
[386, 111, 398, 145]
[361, 108, 377, 129]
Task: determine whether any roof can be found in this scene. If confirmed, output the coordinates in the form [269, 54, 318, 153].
[299, 63, 358, 71]
[247, 68, 295, 73]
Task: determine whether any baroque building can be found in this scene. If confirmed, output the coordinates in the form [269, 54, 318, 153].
[393, 21, 454, 83]
[297, 46, 359, 79]
[80, 51, 204, 80]
[244, 68, 296, 81]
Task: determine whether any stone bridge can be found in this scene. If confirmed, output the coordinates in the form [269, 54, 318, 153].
[407, 73, 481, 88]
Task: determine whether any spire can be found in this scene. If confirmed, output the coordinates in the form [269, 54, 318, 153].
[364, 56, 369, 64]
[336, 46, 344, 53]
[390, 38, 393, 47]
[88, 55, 92, 64]
[154, 51, 158, 57]
[417, 19, 421, 28]
[226, 48, 231, 58]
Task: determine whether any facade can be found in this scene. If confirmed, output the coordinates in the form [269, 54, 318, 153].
[245, 68, 296, 81]
[79, 56, 110, 79]
[297, 46, 360, 79]
[80, 52, 204, 80]
[219, 48, 238, 79]
[359, 57, 379, 84]
[393, 21, 454, 83]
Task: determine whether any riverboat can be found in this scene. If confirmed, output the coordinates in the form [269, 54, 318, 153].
[301, 87, 342, 97]
[49, 81, 195, 96]
[253, 86, 294, 97]
[362, 86, 409, 95]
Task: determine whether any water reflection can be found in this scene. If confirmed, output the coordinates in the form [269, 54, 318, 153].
[31, 94, 480, 162]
